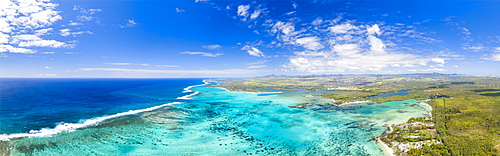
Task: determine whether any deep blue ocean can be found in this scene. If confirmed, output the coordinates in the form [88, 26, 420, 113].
[0, 78, 431, 155]
[0, 78, 202, 134]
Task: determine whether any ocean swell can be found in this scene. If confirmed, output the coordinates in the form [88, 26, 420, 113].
[0, 102, 181, 141]
[0, 80, 210, 141]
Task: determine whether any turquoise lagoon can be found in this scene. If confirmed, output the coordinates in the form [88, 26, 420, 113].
[1, 80, 431, 155]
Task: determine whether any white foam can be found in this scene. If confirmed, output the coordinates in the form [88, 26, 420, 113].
[183, 80, 209, 92]
[177, 91, 200, 99]
[177, 80, 210, 99]
[0, 80, 212, 141]
[0, 102, 181, 141]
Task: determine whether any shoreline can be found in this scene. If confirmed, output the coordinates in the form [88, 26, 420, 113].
[210, 83, 431, 156]
[375, 101, 434, 156]
[419, 102, 433, 117]
[211, 86, 283, 94]
[377, 137, 395, 156]
[377, 124, 395, 156]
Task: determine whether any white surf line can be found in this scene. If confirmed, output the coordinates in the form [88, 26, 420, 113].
[182, 80, 210, 93]
[177, 91, 200, 99]
[177, 80, 210, 99]
[0, 80, 212, 141]
[0, 102, 181, 141]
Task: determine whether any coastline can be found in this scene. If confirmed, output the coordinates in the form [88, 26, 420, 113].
[377, 137, 395, 156]
[211, 86, 283, 94]
[419, 102, 433, 117]
[375, 101, 435, 156]
[0, 80, 210, 141]
[377, 124, 395, 156]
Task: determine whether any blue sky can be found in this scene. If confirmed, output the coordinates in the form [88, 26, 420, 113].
[1, 0, 500, 78]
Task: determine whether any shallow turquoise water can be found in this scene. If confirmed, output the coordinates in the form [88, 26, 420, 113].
[2, 81, 431, 155]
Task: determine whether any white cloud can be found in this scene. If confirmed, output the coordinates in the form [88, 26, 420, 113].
[175, 8, 185, 13]
[18, 40, 68, 48]
[295, 37, 323, 50]
[77, 15, 93, 21]
[490, 54, 500, 61]
[38, 73, 57, 77]
[68, 22, 83, 26]
[180, 51, 223, 57]
[0, 33, 9, 43]
[78, 68, 270, 78]
[60, 28, 71, 36]
[242, 45, 265, 57]
[237, 5, 250, 20]
[195, 0, 210, 3]
[409, 68, 446, 72]
[79, 8, 101, 15]
[203, 44, 222, 49]
[105, 63, 180, 67]
[120, 20, 137, 28]
[60, 28, 92, 37]
[311, 18, 323, 25]
[333, 44, 360, 56]
[488, 47, 500, 61]
[0, 44, 35, 53]
[246, 60, 269, 65]
[367, 36, 385, 54]
[431, 58, 445, 64]
[250, 9, 262, 20]
[247, 65, 267, 68]
[292, 1, 298, 9]
[35, 28, 53, 35]
[272, 21, 295, 35]
[295, 51, 329, 57]
[0, 0, 73, 54]
[289, 50, 429, 73]
[367, 24, 381, 36]
[464, 45, 485, 52]
[329, 23, 358, 34]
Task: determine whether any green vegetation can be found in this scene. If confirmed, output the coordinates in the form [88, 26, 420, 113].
[380, 117, 449, 155]
[215, 73, 500, 155]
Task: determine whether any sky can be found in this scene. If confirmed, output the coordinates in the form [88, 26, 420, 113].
[1, 0, 500, 78]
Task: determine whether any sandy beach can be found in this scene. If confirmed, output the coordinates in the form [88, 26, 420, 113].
[420, 102, 433, 117]
[377, 137, 395, 156]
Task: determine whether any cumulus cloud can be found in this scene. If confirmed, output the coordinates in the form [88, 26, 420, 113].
[242, 45, 265, 57]
[0, 0, 73, 54]
[9, 34, 72, 48]
[180, 51, 223, 57]
[0, 44, 35, 53]
[237, 5, 250, 20]
[366, 24, 381, 36]
[367, 36, 385, 54]
[285, 22, 443, 73]
[295, 37, 323, 50]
